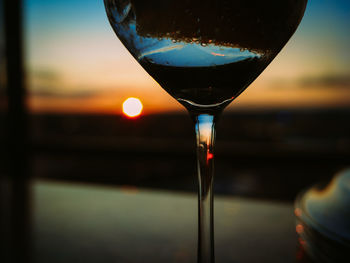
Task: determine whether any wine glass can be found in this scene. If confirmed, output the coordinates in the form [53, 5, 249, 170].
[103, 0, 308, 262]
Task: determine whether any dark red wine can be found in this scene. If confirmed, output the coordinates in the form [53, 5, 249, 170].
[105, 0, 307, 110]
[139, 53, 270, 107]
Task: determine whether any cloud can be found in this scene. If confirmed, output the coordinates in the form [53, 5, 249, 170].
[30, 87, 99, 98]
[30, 69, 61, 82]
[28, 68, 103, 99]
[299, 74, 350, 88]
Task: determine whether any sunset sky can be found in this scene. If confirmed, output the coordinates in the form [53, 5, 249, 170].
[25, 0, 350, 114]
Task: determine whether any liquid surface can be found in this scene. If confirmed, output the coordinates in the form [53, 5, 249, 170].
[105, 0, 307, 111]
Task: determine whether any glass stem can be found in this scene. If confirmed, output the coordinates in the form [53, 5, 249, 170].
[194, 114, 216, 263]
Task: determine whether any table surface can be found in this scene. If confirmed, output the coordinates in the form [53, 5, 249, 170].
[32, 180, 298, 263]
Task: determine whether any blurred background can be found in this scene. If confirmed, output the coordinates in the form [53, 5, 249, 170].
[0, 0, 349, 262]
[17, 0, 350, 199]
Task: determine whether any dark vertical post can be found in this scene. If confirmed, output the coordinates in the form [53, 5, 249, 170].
[3, 0, 32, 262]
[0, 0, 9, 260]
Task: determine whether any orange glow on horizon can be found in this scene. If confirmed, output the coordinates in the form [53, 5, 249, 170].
[122, 97, 143, 118]
[27, 81, 350, 114]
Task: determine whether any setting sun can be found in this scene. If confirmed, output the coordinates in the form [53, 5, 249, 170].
[122, 97, 143, 117]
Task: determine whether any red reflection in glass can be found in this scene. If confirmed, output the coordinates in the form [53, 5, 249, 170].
[207, 153, 214, 161]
